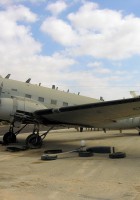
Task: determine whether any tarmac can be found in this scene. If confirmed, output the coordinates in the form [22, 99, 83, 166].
[0, 127, 140, 200]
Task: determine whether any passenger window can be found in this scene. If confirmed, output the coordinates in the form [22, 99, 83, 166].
[25, 94, 31, 99]
[51, 99, 57, 105]
[11, 88, 17, 91]
[63, 102, 68, 106]
[38, 97, 44, 102]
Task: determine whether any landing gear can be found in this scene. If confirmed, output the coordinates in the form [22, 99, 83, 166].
[2, 121, 54, 149]
[3, 124, 27, 145]
[3, 125, 16, 144]
[3, 131, 16, 144]
[25, 134, 42, 149]
[136, 127, 140, 135]
[25, 125, 54, 149]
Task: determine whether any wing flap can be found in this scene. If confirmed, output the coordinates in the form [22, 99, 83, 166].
[34, 97, 140, 127]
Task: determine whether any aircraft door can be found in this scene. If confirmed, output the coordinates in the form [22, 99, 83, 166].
[12, 97, 25, 114]
[0, 82, 3, 97]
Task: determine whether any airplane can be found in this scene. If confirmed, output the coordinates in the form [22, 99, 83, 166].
[0, 74, 140, 149]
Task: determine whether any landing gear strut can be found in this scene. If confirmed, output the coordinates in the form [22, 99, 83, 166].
[3, 121, 54, 149]
[3, 131, 16, 144]
[25, 134, 42, 149]
[3, 124, 27, 145]
[25, 125, 54, 149]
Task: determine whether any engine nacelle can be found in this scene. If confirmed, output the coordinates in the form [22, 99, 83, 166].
[0, 97, 46, 122]
[0, 98, 13, 121]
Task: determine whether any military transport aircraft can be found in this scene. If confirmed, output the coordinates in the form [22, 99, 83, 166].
[0, 74, 140, 148]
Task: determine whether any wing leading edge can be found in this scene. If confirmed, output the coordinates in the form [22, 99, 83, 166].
[34, 97, 140, 127]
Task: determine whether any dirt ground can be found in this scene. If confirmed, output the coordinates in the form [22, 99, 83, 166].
[0, 128, 140, 200]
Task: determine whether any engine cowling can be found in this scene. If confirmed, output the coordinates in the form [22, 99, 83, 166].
[0, 97, 46, 122]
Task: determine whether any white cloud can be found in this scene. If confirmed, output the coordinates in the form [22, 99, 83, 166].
[0, 5, 40, 60]
[46, 0, 67, 16]
[41, 17, 78, 46]
[87, 61, 102, 68]
[0, 0, 12, 6]
[87, 62, 111, 74]
[41, 1, 140, 60]
[95, 68, 111, 74]
[0, 1, 139, 101]
[68, 3, 140, 60]
[12, 0, 47, 3]
[5, 5, 38, 22]
[0, 4, 76, 86]
[68, 2, 122, 32]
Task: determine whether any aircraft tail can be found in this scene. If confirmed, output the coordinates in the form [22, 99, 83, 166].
[130, 91, 139, 97]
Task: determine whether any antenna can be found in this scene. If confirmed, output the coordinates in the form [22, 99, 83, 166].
[5, 74, 11, 79]
[26, 78, 31, 83]
[100, 96, 104, 101]
[52, 85, 55, 89]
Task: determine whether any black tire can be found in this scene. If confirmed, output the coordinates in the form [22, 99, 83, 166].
[79, 150, 93, 157]
[109, 152, 126, 159]
[26, 134, 42, 149]
[87, 146, 115, 154]
[44, 149, 63, 154]
[41, 154, 57, 161]
[3, 132, 17, 144]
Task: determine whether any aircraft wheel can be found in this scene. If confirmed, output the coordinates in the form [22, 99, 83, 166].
[3, 132, 17, 144]
[109, 152, 126, 159]
[26, 134, 42, 149]
[41, 154, 57, 161]
[86, 146, 115, 154]
[79, 150, 93, 157]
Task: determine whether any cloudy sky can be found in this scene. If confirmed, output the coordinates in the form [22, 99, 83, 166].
[0, 0, 140, 100]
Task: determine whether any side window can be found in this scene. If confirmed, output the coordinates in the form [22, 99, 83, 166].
[63, 102, 68, 107]
[51, 99, 57, 105]
[11, 88, 17, 92]
[25, 94, 31, 99]
[38, 97, 44, 102]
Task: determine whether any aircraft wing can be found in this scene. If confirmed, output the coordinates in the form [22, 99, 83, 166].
[34, 97, 140, 127]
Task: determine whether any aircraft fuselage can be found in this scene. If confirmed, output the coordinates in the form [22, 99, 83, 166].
[0, 75, 140, 131]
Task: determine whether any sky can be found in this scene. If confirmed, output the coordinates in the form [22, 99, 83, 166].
[0, 0, 140, 100]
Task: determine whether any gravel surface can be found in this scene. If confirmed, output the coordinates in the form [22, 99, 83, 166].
[0, 128, 140, 200]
